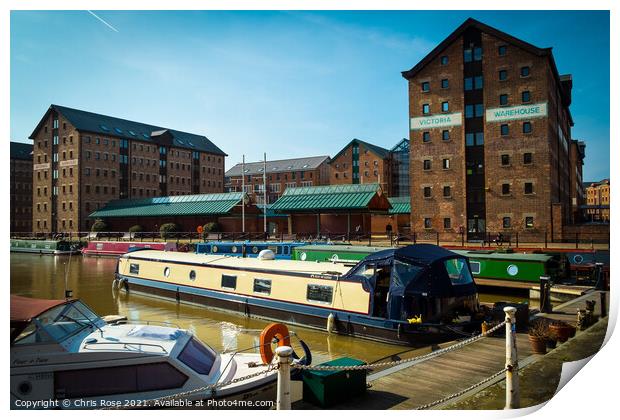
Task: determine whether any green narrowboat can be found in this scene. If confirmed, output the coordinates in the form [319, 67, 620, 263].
[292, 245, 394, 264]
[292, 245, 562, 285]
[452, 250, 563, 284]
[10, 239, 80, 255]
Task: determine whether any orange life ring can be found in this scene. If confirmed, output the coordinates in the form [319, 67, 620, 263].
[259, 323, 291, 364]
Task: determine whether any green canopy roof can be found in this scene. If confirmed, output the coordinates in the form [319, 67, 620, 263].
[388, 196, 411, 214]
[89, 192, 246, 218]
[270, 183, 391, 213]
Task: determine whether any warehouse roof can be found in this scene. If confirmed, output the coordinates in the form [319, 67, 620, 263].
[226, 155, 330, 177]
[10, 141, 33, 160]
[388, 196, 411, 214]
[30, 104, 226, 156]
[270, 183, 391, 213]
[332, 138, 391, 161]
[89, 192, 247, 218]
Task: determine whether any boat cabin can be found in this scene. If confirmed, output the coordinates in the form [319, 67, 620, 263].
[343, 245, 479, 323]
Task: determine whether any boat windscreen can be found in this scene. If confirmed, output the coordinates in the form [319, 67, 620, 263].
[14, 301, 101, 345]
[444, 258, 474, 286]
[392, 260, 424, 291]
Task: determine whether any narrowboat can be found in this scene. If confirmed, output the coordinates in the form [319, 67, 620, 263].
[293, 245, 564, 287]
[195, 241, 308, 260]
[557, 250, 609, 282]
[82, 241, 177, 257]
[115, 244, 481, 346]
[451, 250, 563, 285]
[10, 239, 80, 255]
[293, 245, 393, 264]
[10, 295, 284, 409]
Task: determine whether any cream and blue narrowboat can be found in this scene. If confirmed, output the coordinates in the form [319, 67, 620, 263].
[115, 245, 480, 346]
[194, 241, 307, 260]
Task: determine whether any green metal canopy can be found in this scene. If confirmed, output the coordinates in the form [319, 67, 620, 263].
[388, 196, 411, 214]
[270, 184, 391, 213]
[89, 192, 246, 218]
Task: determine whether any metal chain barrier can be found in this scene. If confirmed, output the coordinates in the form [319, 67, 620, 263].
[291, 320, 507, 372]
[99, 363, 278, 410]
[413, 368, 508, 410]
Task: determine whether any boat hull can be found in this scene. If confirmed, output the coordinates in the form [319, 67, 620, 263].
[82, 241, 177, 257]
[120, 277, 471, 347]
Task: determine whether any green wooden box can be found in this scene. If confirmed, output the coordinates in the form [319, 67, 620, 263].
[302, 357, 367, 408]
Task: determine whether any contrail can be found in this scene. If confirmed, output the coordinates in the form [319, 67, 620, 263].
[87, 10, 119, 33]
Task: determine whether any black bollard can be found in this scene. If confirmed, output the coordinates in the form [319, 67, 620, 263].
[539, 276, 551, 313]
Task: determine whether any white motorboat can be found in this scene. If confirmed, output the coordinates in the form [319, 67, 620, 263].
[10, 295, 280, 409]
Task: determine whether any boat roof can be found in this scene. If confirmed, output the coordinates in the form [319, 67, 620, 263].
[124, 250, 352, 275]
[80, 324, 188, 355]
[295, 245, 394, 253]
[11, 295, 74, 322]
[453, 250, 554, 262]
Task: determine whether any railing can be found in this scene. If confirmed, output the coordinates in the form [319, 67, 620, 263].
[10, 229, 609, 249]
[82, 341, 169, 354]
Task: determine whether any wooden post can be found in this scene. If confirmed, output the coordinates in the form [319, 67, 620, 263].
[276, 346, 293, 410]
[504, 306, 520, 409]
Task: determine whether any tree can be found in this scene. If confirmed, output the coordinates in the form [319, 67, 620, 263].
[160, 223, 180, 239]
[91, 219, 108, 232]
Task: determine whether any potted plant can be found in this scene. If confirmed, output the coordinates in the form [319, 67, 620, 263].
[528, 319, 549, 354]
[549, 320, 575, 343]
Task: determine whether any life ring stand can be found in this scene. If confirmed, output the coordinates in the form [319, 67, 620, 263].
[259, 323, 291, 364]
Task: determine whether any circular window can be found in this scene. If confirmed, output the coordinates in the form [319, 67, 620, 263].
[573, 254, 584, 264]
[330, 254, 339, 262]
[164, 267, 171, 278]
[507, 265, 519, 276]
[252, 246, 259, 254]
[212, 245, 218, 253]
[189, 270, 196, 281]
[231, 246, 238, 253]
[300, 252, 307, 261]
[18, 382, 32, 395]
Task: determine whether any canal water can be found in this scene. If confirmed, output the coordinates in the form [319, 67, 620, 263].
[10, 253, 529, 363]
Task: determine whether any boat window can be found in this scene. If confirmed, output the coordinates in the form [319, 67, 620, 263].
[306, 284, 333, 304]
[189, 270, 196, 281]
[15, 301, 101, 345]
[96, 243, 104, 251]
[393, 260, 423, 289]
[212, 245, 219, 253]
[164, 267, 171, 278]
[252, 246, 259, 254]
[54, 362, 188, 399]
[469, 261, 481, 275]
[231, 246, 237, 253]
[253, 278, 272, 295]
[350, 263, 375, 279]
[129, 263, 139, 275]
[444, 258, 474, 286]
[277, 246, 283, 255]
[178, 337, 217, 375]
[284, 246, 289, 255]
[221, 275, 237, 290]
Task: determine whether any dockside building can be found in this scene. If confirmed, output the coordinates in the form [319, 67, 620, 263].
[10, 141, 33, 233]
[29, 104, 226, 232]
[402, 18, 584, 240]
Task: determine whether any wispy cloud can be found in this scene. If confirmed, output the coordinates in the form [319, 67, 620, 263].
[87, 10, 119, 33]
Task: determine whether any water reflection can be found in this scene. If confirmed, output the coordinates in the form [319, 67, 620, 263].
[11, 253, 406, 363]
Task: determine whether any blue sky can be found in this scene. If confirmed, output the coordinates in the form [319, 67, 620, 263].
[10, 10, 610, 180]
